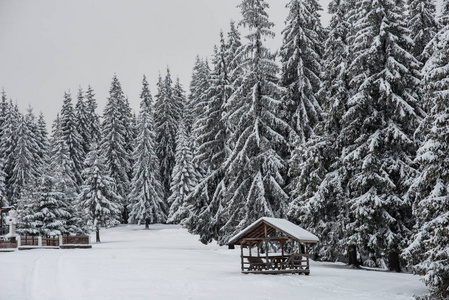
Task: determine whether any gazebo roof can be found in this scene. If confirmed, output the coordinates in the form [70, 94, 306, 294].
[228, 217, 319, 245]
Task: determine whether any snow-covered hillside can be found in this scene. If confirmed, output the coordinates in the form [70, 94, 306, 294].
[0, 225, 428, 300]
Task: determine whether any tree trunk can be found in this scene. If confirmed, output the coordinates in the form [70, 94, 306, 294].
[122, 207, 129, 224]
[348, 245, 359, 267]
[145, 219, 150, 229]
[96, 227, 101, 243]
[388, 250, 401, 272]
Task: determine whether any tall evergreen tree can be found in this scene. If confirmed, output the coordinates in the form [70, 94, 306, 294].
[404, 22, 449, 298]
[280, 0, 324, 145]
[407, 0, 438, 63]
[9, 115, 38, 203]
[128, 76, 166, 228]
[75, 88, 91, 157]
[60, 91, 85, 188]
[219, 0, 289, 245]
[1, 102, 20, 204]
[186, 57, 210, 135]
[167, 120, 199, 224]
[288, 0, 352, 262]
[85, 85, 102, 146]
[50, 115, 84, 235]
[154, 69, 182, 202]
[79, 143, 121, 242]
[187, 32, 232, 243]
[100, 75, 131, 222]
[339, 0, 423, 270]
[21, 173, 71, 237]
[37, 113, 50, 165]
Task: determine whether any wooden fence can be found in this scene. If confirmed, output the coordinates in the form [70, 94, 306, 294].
[0, 240, 17, 249]
[20, 236, 39, 246]
[62, 236, 89, 245]
[42, 237, 59, 247]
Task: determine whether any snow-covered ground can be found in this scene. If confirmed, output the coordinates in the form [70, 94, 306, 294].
[0, 225, 428, 300]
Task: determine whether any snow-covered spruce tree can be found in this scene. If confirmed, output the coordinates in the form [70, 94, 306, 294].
[128, 76, 166, 228]
[154, 69, 182, 202]
[100, 75, 132, 222]
[37, 112, 50, 165]
[186, 56, 210, 135]
[167, 120, 199, 224]
[226, 20, 242, 86]
[403, 23, 449, 299]
[75, 88, 91, 158]
[288, 0, 352, 262]
[85, 85, 102, 145]
[280, 0, 324, 145]
[24, 107, 44, 179]
[50, 115, 85, 235]
[218, 0, 289, 245]
[341, 0, 423, 271]
[9, 114, 39, 204]
[173, 77, 187, 117]
[407, 0, 438, 64]
[0, 102, 20, 204]
[20, 173, 71, 237]
[79, 143, 121, 243]
[187, 32, 232, 244]
[60, 91, 85, 189]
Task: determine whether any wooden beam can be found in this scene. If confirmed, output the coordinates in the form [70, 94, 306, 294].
[241, 244, 244, 271]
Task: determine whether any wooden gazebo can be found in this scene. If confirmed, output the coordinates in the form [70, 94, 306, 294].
[228, 217, 319, 275]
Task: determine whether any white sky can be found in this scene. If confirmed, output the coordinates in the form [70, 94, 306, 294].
[0, 0, 441, 126]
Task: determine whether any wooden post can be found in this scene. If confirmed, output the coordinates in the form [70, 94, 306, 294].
[306, 243, 310, 274]
[240, 242, 244, 272]
[257, 242, 260, 257]
[264, 224, 269, 269]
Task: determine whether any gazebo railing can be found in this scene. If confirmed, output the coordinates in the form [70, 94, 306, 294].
[242, 253, 310, 273]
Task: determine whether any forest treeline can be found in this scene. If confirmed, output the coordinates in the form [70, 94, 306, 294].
[1, 0, 448, 298]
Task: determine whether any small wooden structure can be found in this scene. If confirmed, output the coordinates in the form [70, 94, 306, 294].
[228, 217, 319, 275]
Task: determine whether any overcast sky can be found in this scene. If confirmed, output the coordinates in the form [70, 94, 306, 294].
[0, 0, 441, 126]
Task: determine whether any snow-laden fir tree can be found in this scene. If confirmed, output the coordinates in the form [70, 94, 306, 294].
[24, 108, 45, 178]
[75, 88, 91, 157]
[20, 173, 71, 237]
[85, 85, 102, 146]
[404, 22, 449, 298]
[154, 69, 182, 202]
[186, 56, 210, 135]
[9, 114, 39, 204]
[226, 20, 242, 86]
[218, 0, 289, 245]
[79, 143, 121, 243]
[340, 0, 423, 271]
[0, 102, 20, 204]
[37, 112, 50, 164]
[167, 120, 199, 224]
[187, 32, 232, 244]
[0, 91, 7, 199]
[280, 0, 324, 145]
[407, 0, 438, 64]
[288, 0, 352, 262]
[60, 91, 85, 189]
[173, 77, 187, 117]
[128, 76, 166, 228]
[100, 75, 132, 222]
[49, 115, 85, 235]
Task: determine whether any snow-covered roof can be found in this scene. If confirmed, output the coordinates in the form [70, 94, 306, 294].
[228, 217, 319, 245]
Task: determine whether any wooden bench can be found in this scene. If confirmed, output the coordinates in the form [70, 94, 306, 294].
[247, 256, 267, 271]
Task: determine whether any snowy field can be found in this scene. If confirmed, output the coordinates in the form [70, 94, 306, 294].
[0, 225, 428, 300]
